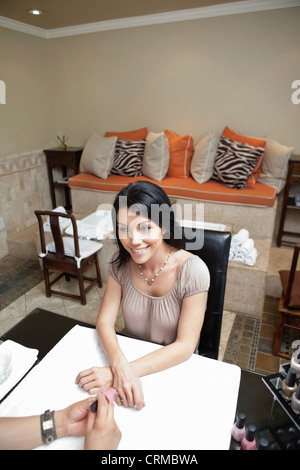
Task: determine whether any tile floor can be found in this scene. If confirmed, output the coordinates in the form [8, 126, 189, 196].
[223, 297, 292, 375]
[0, 254, 293, 375]
[0, 256, 44, 310]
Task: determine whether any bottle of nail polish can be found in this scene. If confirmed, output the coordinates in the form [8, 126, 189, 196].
[241, 424, 257, 450]
[231, 411, 246, 442]
[282, 367, 297, 398]
[258, 437, 269, 450]
[291, 350, 300, 377]
[291, 383, 300, 415]
[103, 387, 118, 403]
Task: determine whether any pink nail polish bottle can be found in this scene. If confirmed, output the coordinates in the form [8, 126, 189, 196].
[103, 387, 118, 403]
[241, 424, 257, 450]
[231, 411, 246, 442]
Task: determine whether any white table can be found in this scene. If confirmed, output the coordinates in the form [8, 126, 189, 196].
[0, 326, 240, 450]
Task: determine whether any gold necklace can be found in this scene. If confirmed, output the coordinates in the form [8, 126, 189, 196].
[138, 246, 172, 286]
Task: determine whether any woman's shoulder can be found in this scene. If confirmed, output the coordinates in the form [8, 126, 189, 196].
[174, 249, 210, 293]
[174, 249, 206, 271]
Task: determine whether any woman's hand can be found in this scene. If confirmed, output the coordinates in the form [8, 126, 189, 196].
[75, 366, 113, 394]
[84, 394, 121, 450]
[75, 362, 145, 410]
[111, 358, 145, 410]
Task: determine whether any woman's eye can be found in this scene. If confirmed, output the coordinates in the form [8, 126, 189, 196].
[119, 227, 128, 233]
[141, 225, 151, 232]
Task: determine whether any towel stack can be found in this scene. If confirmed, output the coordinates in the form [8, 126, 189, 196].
[43, 206, 71, 233]
[229, 229, 258, 266]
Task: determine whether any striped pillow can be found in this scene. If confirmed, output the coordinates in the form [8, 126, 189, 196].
[212, 137, 265, 189]
[111, 140, 145, 177]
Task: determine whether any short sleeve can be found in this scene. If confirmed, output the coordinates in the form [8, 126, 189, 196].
[179, 255, 210, 297]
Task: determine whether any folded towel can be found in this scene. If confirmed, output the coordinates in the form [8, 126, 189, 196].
[43, 206, 71, 233]
[244, 248, 258, 266]
[229, 245, 238, 260]
[239, 238, 254, 256]
[231, 229, 249, 247]
[233, 252, 245, 263]
[0, 341, 39, 400]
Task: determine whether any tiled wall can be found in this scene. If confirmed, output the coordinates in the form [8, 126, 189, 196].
[0, 150, 51, 259]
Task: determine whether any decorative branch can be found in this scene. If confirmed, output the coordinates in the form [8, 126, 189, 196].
[57, 135, 69, 149]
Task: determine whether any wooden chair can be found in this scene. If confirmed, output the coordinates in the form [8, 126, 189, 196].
[273, 243, 300, 359]
[35, 210, 103, 305]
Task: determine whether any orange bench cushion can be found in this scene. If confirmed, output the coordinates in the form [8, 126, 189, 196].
[69, 173, 276, 207]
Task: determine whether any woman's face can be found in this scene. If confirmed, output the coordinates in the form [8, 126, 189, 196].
[117, 206, 164, 263]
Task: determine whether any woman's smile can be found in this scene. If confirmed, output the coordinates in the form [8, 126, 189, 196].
[131, 246, 150, 255]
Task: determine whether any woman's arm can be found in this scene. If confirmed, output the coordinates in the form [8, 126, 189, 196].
[129, 291, 207, 377]
[96, 278, 207, 379]
[76, 275, 145, 409]
[77, 284, 206, 408]
[0, 396, 102, 450]
[96, 275, 146, 409]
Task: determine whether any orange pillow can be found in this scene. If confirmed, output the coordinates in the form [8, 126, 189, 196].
[165, 130, 194, 179]
[223, 126, 266, 187]
[105, 127, 148, 140]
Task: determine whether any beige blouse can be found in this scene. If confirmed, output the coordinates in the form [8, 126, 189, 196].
[109, 253, 210, 346]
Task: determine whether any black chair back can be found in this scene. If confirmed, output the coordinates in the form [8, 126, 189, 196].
[182, 228, 231, 359]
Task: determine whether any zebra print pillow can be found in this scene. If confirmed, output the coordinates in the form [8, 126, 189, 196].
[211, 137, 265, 189]
[111, 140, 146, 177]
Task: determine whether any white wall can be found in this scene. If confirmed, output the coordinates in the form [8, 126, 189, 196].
[0, 7, 299, 156]
[0, 27, 56, 157]
[48, 7, 300, 152]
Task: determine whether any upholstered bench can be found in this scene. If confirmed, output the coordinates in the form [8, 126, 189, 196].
[68, 173, 277, 240]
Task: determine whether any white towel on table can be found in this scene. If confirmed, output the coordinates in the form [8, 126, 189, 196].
[239, 238, 254, 256]
[244, 248, 258, 266]
[233, 252, 245, 262]
[0, 341, 38, 400]
[229, 244, 238, 260]
[230, 247, 258, 266]
[231, 229, 249, 247]
[43, 206, 71, 233]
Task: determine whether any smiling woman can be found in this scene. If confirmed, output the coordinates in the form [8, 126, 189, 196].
[75, 181, 210, 410]
[111, 180, 183, 269]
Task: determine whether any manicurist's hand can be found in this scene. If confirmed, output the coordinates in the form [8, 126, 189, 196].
[84, 393, 121, 450]
[55, 396, 98, 438]
[75, 366, 114, 394]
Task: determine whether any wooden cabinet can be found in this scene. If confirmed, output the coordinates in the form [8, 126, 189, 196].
[44, 147, 83, 212]
[277, 154, 300, 246]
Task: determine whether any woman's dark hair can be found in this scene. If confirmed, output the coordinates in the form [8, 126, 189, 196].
[112, 180, 184, 268]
